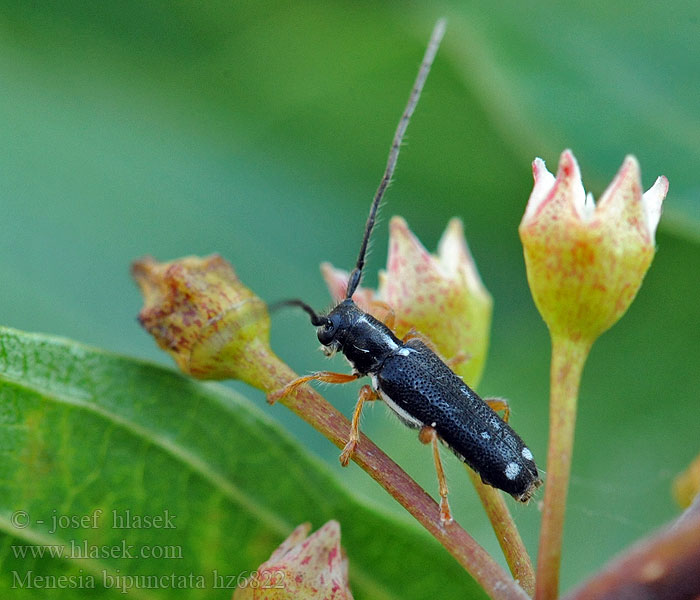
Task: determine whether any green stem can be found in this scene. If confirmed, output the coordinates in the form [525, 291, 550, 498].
[535, 335, 591, 600]
[249, 340, 529, 600]
[468, 469, 536, 595]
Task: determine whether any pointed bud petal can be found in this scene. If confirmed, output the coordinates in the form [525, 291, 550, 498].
[642, 175, 669, 240]
[132, 254, 274, 387]
[523, 153, 584, 223]
[519, 150, 668, 343]
[234, 521, 353, 600]
[379, 216, 492, 385]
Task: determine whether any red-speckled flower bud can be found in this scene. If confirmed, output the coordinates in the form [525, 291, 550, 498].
[519, 150, 668, 344]
[379, 216, 492, 385]
[321, 217, 492, 386]
[132, 254, 274, 387]
[234, 521, 353, 600]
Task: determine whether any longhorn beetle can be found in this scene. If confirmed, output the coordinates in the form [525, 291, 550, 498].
[268, 19, 541, 522]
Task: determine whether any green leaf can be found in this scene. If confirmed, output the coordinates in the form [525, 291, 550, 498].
[0, 326, 485, 599]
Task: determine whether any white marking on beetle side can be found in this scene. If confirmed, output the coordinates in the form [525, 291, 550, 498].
[398, 348, 410, 356]
[490, 417, 501, 430]
[505, 462, 521, 480]
[357, 316, 399, 351]
[352, 344, 370, 353]
[522, 447, 533, 461]
[481, 431, 490, 440]
[371, 375, 423, 428]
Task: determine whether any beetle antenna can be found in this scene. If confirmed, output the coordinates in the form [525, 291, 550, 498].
[345, 18, 446, 299]
[269, 299, 331, 327]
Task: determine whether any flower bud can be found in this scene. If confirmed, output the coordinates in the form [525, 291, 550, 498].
[322, 216, 493, 386]
[132, 254, 273, 387]
[519, 150, 668, 343]
[234, 521, 353, 600]
[674, 453, 700, 509]
[380, 216, 492, 385]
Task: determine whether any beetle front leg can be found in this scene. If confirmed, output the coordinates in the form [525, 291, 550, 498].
[339, 385, 379, 466]
[267, 371, 359, 404]
[419, 425, 453, 524]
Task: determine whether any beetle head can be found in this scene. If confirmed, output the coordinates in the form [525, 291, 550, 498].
[317, 299, 363, 356]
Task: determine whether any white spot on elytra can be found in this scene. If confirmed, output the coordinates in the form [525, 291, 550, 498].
[398, 348, 410, 356]
[505, 462, 521, 480]
[522, 447, 533, 461]
[481, 431, 490, 440]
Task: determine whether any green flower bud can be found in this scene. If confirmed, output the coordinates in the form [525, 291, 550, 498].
[519, 150, 668, 344]
[132, 254, 274, 388]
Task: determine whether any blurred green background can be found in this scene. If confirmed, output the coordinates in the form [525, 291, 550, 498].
[1, 0, 698, 594]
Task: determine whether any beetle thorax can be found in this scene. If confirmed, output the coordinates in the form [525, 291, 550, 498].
[317, 299, 401, 375]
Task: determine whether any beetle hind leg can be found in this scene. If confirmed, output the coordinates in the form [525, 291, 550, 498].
[419, 425, 453, 524]
[484, 397, 510, 423]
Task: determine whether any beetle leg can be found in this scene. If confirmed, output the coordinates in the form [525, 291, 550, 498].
[267, 371, 359, 405]
[402, 327, 430, 346]
[368, 300, 395, 330]
[445, 351, 470, 371]
[484, 397, 510, 423]
[339, 385, 379, 466]
[419, 425, 453, 524]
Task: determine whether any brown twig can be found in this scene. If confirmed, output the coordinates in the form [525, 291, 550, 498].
[467, 469, 535, 595]
[246, 338, 529, 600]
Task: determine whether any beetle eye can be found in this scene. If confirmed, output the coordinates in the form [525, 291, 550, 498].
[317, 319, 336, 346]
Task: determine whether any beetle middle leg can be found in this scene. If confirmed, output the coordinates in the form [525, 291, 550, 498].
[339, 385, 379, 466]
[368, 300, 395, 330]
[267, 371, 360, 404]
[402, 328, 470, 371]
[419, 425, 453, 524]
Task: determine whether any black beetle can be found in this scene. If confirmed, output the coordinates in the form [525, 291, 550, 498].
[268, 19, 541, 521]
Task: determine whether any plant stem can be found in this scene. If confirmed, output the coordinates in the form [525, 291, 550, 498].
[561, 512, 700, 600]
[249, 339, 529, 600]
[468, 469, 535, 595]
[535, 335, 591, 600]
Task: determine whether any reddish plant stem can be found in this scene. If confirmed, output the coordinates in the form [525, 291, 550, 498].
[468, 469, 536, 595]
[247, 339, 529, 600]
[535, 335, 591, 600]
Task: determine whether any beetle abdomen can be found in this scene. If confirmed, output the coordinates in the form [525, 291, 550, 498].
[375, 339, 541, 501]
